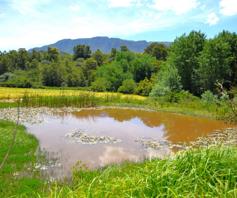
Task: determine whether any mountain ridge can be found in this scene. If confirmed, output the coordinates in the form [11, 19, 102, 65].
[31, 36, 171, 54]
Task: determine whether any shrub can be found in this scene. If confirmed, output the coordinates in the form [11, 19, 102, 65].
[118, 79, 136, 94]
[135, 78, 153, 96]
[201, 90, 218, 105]
[150, 64, 182, 97]
[91, 78, 111, 92]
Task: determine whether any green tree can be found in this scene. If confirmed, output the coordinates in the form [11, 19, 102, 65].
[17, 48, 29, 70]
[91, 78, 111, 92]
[135, 78, 153, 96]
[80, 58, 98, 86]
[144, 43, 168, 60]
[73, 45, 91, 60]
[168, 31, 206, 94]
[216, 31, 237, 87]
[150, 64, 182, 97]
[92, 49, 105, 66]
[131, 54, 157, 82]
[120, 45, 129, 52]
[41, 62, 66, 86]
[118, 79, 136, 94]
[198, 36, 232, 93]
[47, 47, 60, 62]
[96, 63, 131, 91]
[110, 48, 117, 61]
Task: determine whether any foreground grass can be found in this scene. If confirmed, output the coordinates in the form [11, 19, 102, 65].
[0, 120, 46, 197]
[49, 146, 237, 198]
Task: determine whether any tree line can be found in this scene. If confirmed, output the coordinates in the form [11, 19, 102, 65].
[0, 30, 236, 97]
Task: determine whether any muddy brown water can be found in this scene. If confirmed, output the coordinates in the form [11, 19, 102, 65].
[25, 108, 233, 179]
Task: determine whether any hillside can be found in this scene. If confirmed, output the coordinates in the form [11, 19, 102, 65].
[31, 36, 170, 53]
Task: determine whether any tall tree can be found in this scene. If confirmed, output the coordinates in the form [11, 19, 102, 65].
[73, 45, 91, 60]
[168, 31, 206, 94]
[92, 49, 105, 66]
[198, 36, 232, 93]
[144, 42, 168, 60]
[47, 47, 60, 62]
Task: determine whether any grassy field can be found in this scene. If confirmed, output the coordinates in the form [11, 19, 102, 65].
[0, 87, 229, 119]
[0, 120, 47, 197]
[0, 87, 145, 100]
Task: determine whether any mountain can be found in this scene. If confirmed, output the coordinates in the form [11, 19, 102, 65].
[31, 36, 170, 54]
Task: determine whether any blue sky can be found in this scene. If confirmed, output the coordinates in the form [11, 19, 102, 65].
[0, 0, 237, 50]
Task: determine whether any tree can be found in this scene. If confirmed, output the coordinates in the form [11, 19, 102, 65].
[73, 45, 91, 60]
[17, 48, 29, 70]
[120, 45, 129, 52]
[65, 61, 85, 87]
[216, 31, 237, 87]
[198, 36, 232, 93]
[168, 31, 206, 94]
[131, 54, 157, 82]
[144, 43, 168, 60]
[96, 63, 131, 91]
[81, 58, 98, 86]
[91, 78, 111, 92]
[118, 79, 136, 94]
[135, 78, 153, 96]
[42, 62, 66, 86]
[110, 48, 117, 61]
[92, 49, 105, 66]
[47, 47, 60, 62]
[150, 64, 182, 97]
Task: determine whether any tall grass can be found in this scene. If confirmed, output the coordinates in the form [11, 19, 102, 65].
[0, 120, 47, 197]
[18, 92, 145, 108]
[48, 146, 237, 198]
[0, 87, 145, 101]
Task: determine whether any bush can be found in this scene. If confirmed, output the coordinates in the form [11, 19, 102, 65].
[150, 64, 182, 97]
[201, 90, 218, 105]
[91, 78, 111, 92]
[118, 79, 136, 94]
[135, 78, 153, 96]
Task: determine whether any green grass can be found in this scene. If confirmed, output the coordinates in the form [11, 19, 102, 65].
[0, 120, 47, 197]
[48, 146, 237, 198]
[0, 87, 235, 120]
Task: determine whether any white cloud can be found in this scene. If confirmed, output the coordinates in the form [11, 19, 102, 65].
[10, 0, 51, 15]
[107, 0, 134, 8]
[206, 12, 219, 25]
[69, 4, 80, 12]
[220, 0, 237, 16]
[152, 0, 199, 15]
[0, 10, 176, 50]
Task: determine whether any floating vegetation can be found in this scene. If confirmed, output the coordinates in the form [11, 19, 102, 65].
[136, 127, 237, 151]
[135, 138, 189, 151]
[65, 130, 121, 144]
[190, 127, 237, 147]
[0, 107, 82, 124]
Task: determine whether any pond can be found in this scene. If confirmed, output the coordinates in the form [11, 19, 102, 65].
[23, 107, 232, 179]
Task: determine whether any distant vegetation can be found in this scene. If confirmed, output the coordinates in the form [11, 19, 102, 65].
[0, 31, 236, 101]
